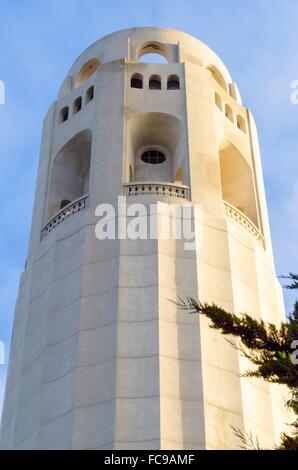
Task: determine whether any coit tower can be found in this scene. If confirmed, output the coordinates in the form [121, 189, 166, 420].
[0, 27, 290, 450]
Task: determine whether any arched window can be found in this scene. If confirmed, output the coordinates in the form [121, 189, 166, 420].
[47, 130, 92, 220]
[76, 59, 100, 88]
[149, 75, 162, 90]
[207, 65, 228, 92]
[59, 106, 69, 123]
[126, 112, 184, 184]
[236, 115, 246, 133]
[73, 96, 82, 114]
[225, 104, 234, 122]
[85, 86, 94, 104]
[215, 92, 222, 111]
[167, 75, 180, 90]
[131, 73, 143, 89]
[138, 42, 169, 63]
[139, 53, 168, 63]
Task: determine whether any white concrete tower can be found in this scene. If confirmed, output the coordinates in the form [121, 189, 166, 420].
[0, 27, 290, 450]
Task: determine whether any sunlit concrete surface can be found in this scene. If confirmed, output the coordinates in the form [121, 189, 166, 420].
[0, 27, 291, 450]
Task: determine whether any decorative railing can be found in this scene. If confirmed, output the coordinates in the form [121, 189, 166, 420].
[123, 182, 191, 200]
[224, 201, 265, 247]
[41, 194, 89, 239]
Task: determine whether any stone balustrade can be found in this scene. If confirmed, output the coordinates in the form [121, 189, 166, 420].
[123, 182, 191, 200]
[224, 201, 265, 247]
[41, 194, 89, 239]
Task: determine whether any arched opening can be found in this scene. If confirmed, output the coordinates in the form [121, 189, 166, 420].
[59, 106, 69, 123]
[167, 75, 180, 90]
[207, 65, 228, 92]
[126, 112, 185, 184]
[138, 42, 169, 63]
[237, 115, 246, 133]
[215, 92, 222, 111]
[131, 73, 143, 89]
[139, 53, 168, 63]
[219, 143, 258, 227]
[85, 86, 94, 104]
[73, 96, 82, 114]
[60, 199, 71, 210]
[76, 59, 100, 88]
[47, 130, 92, 220]
[149, 75, 162, 90]
[225, 104, 234, 122]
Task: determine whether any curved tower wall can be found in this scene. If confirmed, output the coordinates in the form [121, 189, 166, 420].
[0, 27, 290, 450]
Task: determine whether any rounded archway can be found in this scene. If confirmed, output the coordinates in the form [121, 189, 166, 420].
[207, 64, 228, 92]
[149, 75, 162, 90]
[137, 42, 169, 63]
[219, 143, 259, 227]
[139, 53, 168, 63]
[126, 112, 186, 184]
[76, 59, 100, 88]
[131, 73, 143, 89]
[47, 130, 92, 220]
[167, 75, 180, 90]
[236, 115, 246, 133]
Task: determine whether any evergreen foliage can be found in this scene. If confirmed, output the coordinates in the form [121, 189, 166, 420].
[177, 274, 298, 450]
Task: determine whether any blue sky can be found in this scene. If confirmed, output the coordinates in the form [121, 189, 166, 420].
[0, 0, 298, 415]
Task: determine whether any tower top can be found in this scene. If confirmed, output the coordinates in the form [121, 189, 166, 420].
[58, 26, 236, 101]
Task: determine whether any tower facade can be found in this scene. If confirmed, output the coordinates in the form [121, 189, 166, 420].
[0, 27, 290, 450]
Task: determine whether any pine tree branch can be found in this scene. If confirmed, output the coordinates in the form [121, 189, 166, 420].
[176, 298, 289, 352]
[176, 273, 298, 449]
[231, 427, 265, 450]
[280, 273, 298, 290]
